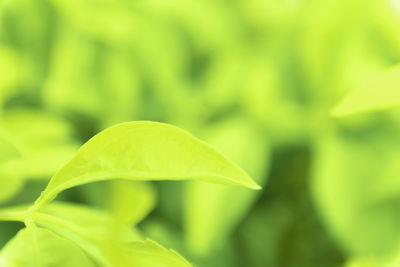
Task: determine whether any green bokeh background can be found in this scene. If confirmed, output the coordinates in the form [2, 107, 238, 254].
[1, 0, 400, 266]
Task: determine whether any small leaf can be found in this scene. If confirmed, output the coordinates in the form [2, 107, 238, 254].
[121, 239, 191, 267]
[33, 121, 260, 208]
[332, 65, 400, 116]
[0, 226, 95, 267]
[110, 181, 157, 225]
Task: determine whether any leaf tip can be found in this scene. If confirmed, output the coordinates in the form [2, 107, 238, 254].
[246, 181, 262, 190]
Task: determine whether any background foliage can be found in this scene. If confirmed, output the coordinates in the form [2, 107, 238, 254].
[1, 0, 400, 266]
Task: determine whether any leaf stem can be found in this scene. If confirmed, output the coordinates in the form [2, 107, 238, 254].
[31, 212, 86, 236]
[0, 208, 84, 237]
[0, 210, 28, 222]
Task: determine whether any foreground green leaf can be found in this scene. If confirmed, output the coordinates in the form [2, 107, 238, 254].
[0, 226, 94, 267]
[33, 121, 260, 208]
[122, 239, 191, 267]
[36, 202, 142, 266]
[37, 203, 190, 267]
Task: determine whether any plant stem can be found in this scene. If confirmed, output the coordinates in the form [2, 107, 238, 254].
[31, 212, 86, 236]
[0, 210, 28, 222]
[0, 209, 84, 237]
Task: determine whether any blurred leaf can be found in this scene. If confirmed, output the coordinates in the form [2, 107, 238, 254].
[0, 109, 78, 181]
[105, 239, 191, 267]
[100, 50, 141, 128]
[311, 127, 400, 258]
[0, 178, 22, 205]
[332, 65, 400, 116]
[110, 181, 157, 225]
[77, 180, 157, 226]
[144, 0, 238, 50]
[346, 244, 400, 267]
[48, 0, 135, 43]
[1, 108, 74, 146]
[33, 121, 260, 209]
[239, 58, 307, 142]
[0, 134, 22, 204]
[185, 118, 270, 256]
[345, 257, 377, 267]
[0, 46, 21, 112]
[297, 0, 356, 96]
[43, 26, 103, 119]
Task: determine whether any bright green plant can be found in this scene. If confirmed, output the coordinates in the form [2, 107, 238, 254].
[0, 121, 259, 266]
[2, 0, 400, 265]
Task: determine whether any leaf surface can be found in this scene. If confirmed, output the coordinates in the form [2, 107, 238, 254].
[121, 239, 191, 267]
[34, 121, 260, 208]
[35, 202, 142, 266]
[35, 203, 189, 267]
[0, 226, 94, 267]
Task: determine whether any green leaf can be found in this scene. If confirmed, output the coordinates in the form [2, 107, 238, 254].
[74, 180, 157, 226]
[0, 226, 95, 267]
[311, 128, 400, 257]
[121, 239, 191, 267]
[99, 50, 141, 128]
[184, 118, 271, 255]
[332, 65, 400, 116]
[35, 202, 143, 266]
[345, 258, 377, 267]
[0, 46, 21, 112]
[109, 181, 157, 225]
[47, 0, 135, 43]
[0, 146, 79, 181]
[38, 202, 142, 242]
[1, 108, 75, 146]
[0, 134, 22, 203]
[0, 109, 79, 181]
[345, 244, 400, 267]
[0, 132, 20, 166]
[0, 177, 22, 205]
[33, 203, 190, 267]
[33, 121, 260, 208]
